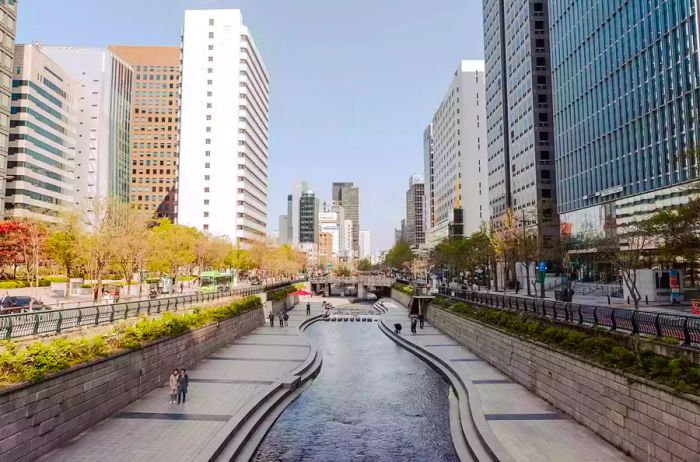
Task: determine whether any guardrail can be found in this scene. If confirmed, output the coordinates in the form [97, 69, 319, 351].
[437, 288, 700, 347]
[0, 281, 300, 340]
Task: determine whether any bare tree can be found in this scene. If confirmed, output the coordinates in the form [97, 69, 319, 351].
[82, 198, 121, 301]
[112, 203, 151, 298]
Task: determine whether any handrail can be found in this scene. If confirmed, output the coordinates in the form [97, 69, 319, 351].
[437, 287, 700, 347]
[0, 281, 302, 340]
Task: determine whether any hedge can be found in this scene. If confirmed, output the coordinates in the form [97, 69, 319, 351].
[393, 283, 413, 295]
[0, 279, 54, 289]
[435, 299, 700, 396]
[267, 286, 296, 302]
[0, 296, 262, 388]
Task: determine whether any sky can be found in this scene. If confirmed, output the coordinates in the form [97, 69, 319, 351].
[18, 0, 485, 253]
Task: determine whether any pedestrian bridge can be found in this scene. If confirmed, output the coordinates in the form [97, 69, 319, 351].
[309, 275, 395, 299]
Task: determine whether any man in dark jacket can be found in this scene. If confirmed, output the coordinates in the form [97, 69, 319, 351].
[418, 313, 425, 329]
[268, 311, 275, 327]
[177, 369, 189, 404]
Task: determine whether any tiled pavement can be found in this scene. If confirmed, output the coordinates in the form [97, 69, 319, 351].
[381, 299, 633, 462]
[38, 298, 332, 462]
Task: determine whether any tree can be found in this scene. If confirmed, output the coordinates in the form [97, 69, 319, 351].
[224, 246, 256, 276]
[490, 209, 520, 291]
[46, 210, 84, 280]
[111, 203, 151, 296]
[0, 220, 29, 278]
[357, 258, 372, 271]
[384, 241, 415, 269]
[82, 198, 124, 300]
[194, 234, 231, 273]
[147, 219, 198, 278]
[20, 220, 47, 288]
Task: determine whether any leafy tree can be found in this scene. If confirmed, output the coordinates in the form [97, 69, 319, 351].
[0, 220, 29, 278]
[224, 247, 256, 274]
[45, 210, 83, 280]
[147, 219, 198, 279]
[384, 241, 415, 269]
[111, 204, 151, 295]
[357, 258, 372, 271]
[21, 220, 48, 288]
[490, 209, 520, 291]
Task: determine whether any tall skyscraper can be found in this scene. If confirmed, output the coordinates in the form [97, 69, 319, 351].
[359, 230, 371, 260]
[0, 0, 16, 218]
[404, 174, 425, 248]
[424, 61, 488, 248]
[299, 190, 319, 244]
[42, 46, 132, 207]
[278, 214, 289, 244]
[332, 182, 359, 255]
[290, 180, 308, 247]
[110, 45, 180, 220]
[6, 43, 77, 222]
[483, 0, 558, 250]
[550, 0, 700, 234]
[178, 9, 269, 247]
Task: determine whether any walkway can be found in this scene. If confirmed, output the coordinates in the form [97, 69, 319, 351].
[381, 299, 631, 462]
[38, 298, 332, 462]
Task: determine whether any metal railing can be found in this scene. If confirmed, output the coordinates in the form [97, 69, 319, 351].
[0, 281, 299, 340]
[437, 288, 700, 347]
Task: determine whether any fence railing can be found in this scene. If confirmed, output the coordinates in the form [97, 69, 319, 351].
[437, 287, 700, 347]
[0, 281, 300, 340]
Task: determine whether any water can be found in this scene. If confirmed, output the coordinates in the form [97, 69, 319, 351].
[254, 321, 458, 461]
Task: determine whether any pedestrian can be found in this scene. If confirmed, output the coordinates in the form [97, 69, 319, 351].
[268, 311, 275, 327]
[169, 369, 179, 404]
[180, 281, 184, 294]
[177, 368, 189, 404]
[418, 313, 425, 329]
[306, 302, 311, 316]
[393, 323, 402, 334]
[278, 313, 284, 327]
[283, 312, 289, 326]
[410, 317, 418, 334]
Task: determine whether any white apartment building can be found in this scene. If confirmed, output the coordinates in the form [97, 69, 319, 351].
[178, 9, 269, 247]
[424, 60, 488, 248]
[42, 46, 132, 207]
[319, 211, 340, 258]
[359, 230, 371, 260]
[7, 44, 77, 222]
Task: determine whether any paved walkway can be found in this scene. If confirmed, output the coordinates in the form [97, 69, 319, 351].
[381, 299, 632, 462]
[38, 297, 333, 462]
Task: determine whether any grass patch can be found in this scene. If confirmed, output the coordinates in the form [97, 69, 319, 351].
[0, 296, 262, 388]
[436, 300, 700, 396]
[393, 283, 413, 295]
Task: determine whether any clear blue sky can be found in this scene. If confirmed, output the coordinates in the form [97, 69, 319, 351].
[18, 0, 484, 253]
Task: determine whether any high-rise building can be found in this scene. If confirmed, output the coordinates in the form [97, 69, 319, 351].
[0, 0, 16, 218]
[42, 46, 132, 207]
[424, 61, 488, 248]
[289, 180, 308, 246]
[318, 231, 333, 265]
[483, 0, 558, 250]
[405, 174, 425, 248]
[359, 230, 371, 260]
[550, 0, 700, 235]
[110, 46, 180, 220]
[332, 182, 359, 255]
[299, 190, 319, 244]
[178, 9, 269, 247]
[6, 43, 77, 222]
[319, 211, 340, 258]
[278, 214, 289, 244]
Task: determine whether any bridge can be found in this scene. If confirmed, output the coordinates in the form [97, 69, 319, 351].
[308, 275, 395, 299]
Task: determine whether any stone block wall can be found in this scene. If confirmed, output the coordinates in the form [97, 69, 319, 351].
[424, 305, 700, 462]
[0, 307, 265, 462]
[390, 288, 412, 310]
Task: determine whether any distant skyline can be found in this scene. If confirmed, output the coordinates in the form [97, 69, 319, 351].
[17, 0, 484, 252]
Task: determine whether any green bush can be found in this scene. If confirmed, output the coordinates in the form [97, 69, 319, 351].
[0, 281, 27, 289]
[43, 276, 69, 283]
[436, 301, 700, 396]
[267, 286, 296, 302]
[80, 283, 93, 289]
[393, 283, 413, 295]
[0, 296, 262, 387]
[176, 275, 195, 282]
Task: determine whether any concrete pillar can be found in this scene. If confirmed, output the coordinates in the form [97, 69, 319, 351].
[358, 284, 367, 299]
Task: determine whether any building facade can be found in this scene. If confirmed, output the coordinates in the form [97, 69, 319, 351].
[332, 182, 359, 256]
[318, 231, 333, 265]
[319, 211, 340, 258]
[550, 0, 700, 236]
[178, 9, 269, 246]
[42, 46, 132, 207]
[424, 61, 489, 249]
[404, 174, 425, 248]
[6, 43, 77, 222]
[110, 46, 180, 220]
[483, 0, 558, 251]
[299, 190, 319, 244]
[359, 229, 371, 260]
[0, 0, 15, 217]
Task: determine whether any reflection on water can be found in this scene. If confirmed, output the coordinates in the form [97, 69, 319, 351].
[254, 320, 458, 461]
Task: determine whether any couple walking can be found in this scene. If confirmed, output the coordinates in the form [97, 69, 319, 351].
[169, 368, 189, 404]
[409, 313, 425, 334]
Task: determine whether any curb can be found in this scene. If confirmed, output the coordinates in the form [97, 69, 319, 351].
[378, 316, 513, 462]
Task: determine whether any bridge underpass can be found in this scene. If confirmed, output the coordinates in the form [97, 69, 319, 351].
[309, 275, 394, 299]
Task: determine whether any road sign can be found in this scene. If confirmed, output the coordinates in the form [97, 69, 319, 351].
[536, 272, 545, 283]
[537, 261, 548, 272]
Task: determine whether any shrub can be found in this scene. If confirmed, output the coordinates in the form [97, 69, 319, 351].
[393, 283, 413, 295]
[0, 295, 262, 388]
[267, 286, 296, 302]
[44, 276, 69, 283]
[434, 301, 700, 396]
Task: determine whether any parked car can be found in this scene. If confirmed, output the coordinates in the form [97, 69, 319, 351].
[0, 296, 49, 314]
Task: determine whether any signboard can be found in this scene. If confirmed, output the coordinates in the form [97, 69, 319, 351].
[669, 270, 680, 290]
[536, 272, 546, 283]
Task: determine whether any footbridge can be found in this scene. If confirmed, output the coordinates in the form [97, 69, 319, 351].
[309, 275, 395, 299]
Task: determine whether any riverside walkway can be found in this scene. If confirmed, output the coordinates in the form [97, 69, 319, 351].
[38, 299, 330, 462]
[380, 299, 631, 462]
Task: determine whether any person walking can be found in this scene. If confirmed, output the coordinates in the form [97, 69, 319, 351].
[268, 311, 275, 327]
[393, 323, 402, 334]
[278, 313, 284, 327]
[177, 369, 189, 404]
[180, 281, 184, 294]
[418, 313, 425, 329]
[169, 369, 179, 404]
[306, 302, 311, 316]
[283, 312, 289, 327]
[410, 317, 418, 334]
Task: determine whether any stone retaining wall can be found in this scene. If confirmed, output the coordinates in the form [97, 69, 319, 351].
[0, 307, 265, 462]
[424, 304, 700, 462]
[390, 288, 412, 310]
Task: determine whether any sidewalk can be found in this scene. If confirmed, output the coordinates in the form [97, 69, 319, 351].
[37, 297, 330, 462]
[381, 299, 631, 462]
